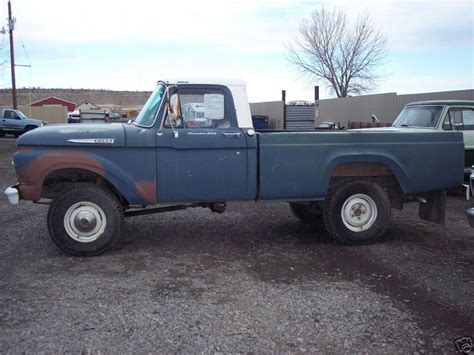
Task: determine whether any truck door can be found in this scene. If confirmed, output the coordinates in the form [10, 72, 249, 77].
[156, 86, 248, 203]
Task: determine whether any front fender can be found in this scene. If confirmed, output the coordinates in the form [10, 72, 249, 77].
[13, 148, 156, 205]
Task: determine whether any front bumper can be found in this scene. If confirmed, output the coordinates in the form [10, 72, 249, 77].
[4, 185, 19, 205]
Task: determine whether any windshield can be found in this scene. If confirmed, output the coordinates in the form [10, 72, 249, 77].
[134, 84, 166, 126]
[16, 111, 27, 119]
[392, 106, 443, 128]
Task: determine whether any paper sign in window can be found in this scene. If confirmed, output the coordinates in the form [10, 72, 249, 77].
[204, 94, 224, 120]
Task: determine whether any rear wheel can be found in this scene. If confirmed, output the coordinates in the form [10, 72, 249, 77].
[47, 184, 124, 256]
[323, 180, 391, 245]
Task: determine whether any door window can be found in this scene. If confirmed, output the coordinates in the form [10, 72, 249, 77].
[165, 89, 231, 129]
[443, 108, 474, 130]
[4, 110, 20, 119]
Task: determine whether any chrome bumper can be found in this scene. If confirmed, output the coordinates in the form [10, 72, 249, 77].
[4, 185, 19, 205]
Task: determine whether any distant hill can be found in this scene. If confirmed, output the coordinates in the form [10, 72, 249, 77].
[0, 88, 153, 110]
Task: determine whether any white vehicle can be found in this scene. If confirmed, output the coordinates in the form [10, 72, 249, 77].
[67, 111, 80, 123]
[182, 103, 208, 127]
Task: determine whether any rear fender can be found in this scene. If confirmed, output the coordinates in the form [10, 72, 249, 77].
[325, 154, 409, 193]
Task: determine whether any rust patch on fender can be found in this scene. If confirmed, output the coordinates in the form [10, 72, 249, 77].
[136, 180, 157, 205]
[17, 150, 105, 201]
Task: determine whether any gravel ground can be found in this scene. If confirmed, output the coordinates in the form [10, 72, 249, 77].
[0, 137, 473, 353]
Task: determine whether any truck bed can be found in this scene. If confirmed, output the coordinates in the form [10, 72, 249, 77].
[257, 130, 464, 201]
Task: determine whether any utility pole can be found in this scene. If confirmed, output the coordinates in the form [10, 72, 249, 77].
[8, 0, 17, 109]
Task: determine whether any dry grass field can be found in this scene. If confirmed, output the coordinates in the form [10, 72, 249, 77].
[0, 88, 152, 111]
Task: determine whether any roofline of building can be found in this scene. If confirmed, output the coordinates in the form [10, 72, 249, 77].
[29, 96, 77, 106]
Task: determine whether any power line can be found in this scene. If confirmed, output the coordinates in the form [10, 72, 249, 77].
[16, 29, 31, 67]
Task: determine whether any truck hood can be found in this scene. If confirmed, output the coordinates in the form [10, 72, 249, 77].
[16, 123, 126, 147]
[25, 118, 44, 125]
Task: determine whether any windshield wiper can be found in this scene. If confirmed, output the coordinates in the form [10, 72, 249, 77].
[400, 124, 410, 127]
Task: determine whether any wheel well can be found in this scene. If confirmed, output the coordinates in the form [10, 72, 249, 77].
[24, 125, 37, 131]
[42, 168, 127, 205]
[330, 162, 404, 202]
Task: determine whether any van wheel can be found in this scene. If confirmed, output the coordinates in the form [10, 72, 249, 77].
[289, 202, 322, 223]
[47, 184, 124, 256]
[323, 180, 391, 245]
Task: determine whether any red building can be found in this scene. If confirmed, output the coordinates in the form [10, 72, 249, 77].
[30, 96, 77, 113]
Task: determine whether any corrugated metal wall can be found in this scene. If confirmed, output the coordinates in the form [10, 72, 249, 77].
[17, 105, 67, 124]
[317, 89, 474, 126]
[285, 105, 315, 129]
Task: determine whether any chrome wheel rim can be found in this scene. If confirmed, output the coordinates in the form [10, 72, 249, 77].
[64, 202, 107, 243]
[341, 194, 377, 232]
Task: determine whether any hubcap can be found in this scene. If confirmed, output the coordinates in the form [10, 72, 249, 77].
[64, 202, 107, 243]
[341, 194, 377, 232]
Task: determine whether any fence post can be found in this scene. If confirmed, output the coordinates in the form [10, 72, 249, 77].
[314, 86, 319, 127]
[282, 90, 286, 129]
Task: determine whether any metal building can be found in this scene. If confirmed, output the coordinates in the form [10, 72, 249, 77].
[317, 89, 474, 126]
[250, 89, 474, 129]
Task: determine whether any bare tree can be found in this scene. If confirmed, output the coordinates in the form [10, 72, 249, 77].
[287, 8, 387, 97]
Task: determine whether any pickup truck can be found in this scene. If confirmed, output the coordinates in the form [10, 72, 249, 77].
[4, 79, 464, 256]
[391, 100, 474, 174]
[0, 108, 45, 137]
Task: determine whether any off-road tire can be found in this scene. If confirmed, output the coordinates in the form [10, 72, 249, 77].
[47, 184, 124, 256]
[323, 179, 391, 245]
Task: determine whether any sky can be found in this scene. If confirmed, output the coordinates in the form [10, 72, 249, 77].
[0, 0, 473, 102]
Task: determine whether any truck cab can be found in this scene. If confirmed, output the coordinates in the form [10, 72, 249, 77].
[392, 100, 474, 173]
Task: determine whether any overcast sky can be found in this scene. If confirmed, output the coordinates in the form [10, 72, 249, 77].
[0, 0, 473, 102]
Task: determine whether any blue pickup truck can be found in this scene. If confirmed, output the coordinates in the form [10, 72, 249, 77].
[0, 108, 45, 137]
[4, 79, 464, 256]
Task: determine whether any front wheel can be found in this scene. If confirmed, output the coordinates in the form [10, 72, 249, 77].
[47, 184, 124, 256]
[23, 126, 36, 134]
[323, 180, 391, 245]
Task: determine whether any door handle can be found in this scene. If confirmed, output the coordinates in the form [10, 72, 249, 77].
[222, 132, 242, 138]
